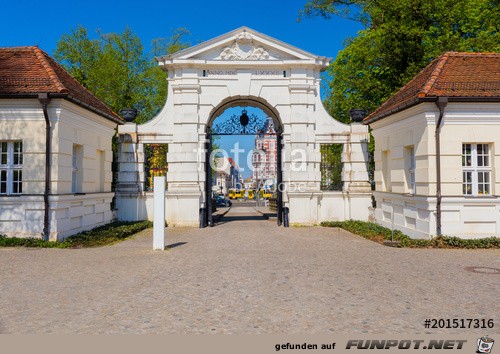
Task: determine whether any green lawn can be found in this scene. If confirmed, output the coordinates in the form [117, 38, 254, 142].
[0, 220, 153, 248]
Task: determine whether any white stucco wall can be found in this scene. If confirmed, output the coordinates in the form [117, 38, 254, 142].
[52, 100, 116, 194]
[370, 102, 500, 238]
[0, 98, 118, 240]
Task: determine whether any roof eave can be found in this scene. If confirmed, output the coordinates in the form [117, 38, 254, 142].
[0, 93, 41, 99]
[64, 94, 124, 125]
[363, 98, 422, 125]
[363, 95, 500, 125]
[0, 93, 124, 125]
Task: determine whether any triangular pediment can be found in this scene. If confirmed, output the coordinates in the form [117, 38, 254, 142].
[160, 27, 329, 64]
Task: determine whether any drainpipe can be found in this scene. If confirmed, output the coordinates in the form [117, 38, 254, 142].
[39, 93, 51, 241]
[434, 96, 448, 236]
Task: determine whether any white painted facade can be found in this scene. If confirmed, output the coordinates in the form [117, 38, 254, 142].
[115, 27, 372, 226]
[0, 98, 116, 240]
[370, 102, 500, 239]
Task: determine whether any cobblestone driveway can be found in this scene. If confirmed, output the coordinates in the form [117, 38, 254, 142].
[0, 206, 498, 334]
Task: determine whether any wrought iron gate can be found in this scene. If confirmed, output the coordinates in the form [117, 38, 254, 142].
[276, 131, 283, 226]
[201, 109, 284, 227]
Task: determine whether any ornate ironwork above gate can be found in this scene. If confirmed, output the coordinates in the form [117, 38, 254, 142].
[210, 109, 268, 135]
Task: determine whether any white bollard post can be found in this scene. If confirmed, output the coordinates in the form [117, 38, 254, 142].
[153, 176, 166, 250]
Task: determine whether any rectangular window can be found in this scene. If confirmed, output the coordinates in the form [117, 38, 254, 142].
[462, 143, 491, 196]
[0, 170, 7, 194]
[72, 144, 83, 193]
[0, 142, 7, 165]
[0, 141, 23, 195]
[404, 146, 416, 194]
[320, 144, 343, 191]
[13, 170, 22, 194]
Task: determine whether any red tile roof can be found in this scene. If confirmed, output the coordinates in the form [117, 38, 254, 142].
[364, 52, 500, 124]
[0, 46, 123, 124]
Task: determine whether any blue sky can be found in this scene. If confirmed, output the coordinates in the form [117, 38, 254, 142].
[212, 107, 264, 179]
[1, 0, 364, 178]
[0, 0, 363, 58]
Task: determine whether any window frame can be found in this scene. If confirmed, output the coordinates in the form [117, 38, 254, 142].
[0, 141, 23, 195]
[462, 143, 491, 196]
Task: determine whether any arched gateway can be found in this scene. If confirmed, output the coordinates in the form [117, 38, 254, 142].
[115, 27, 371, 226]
[206, 98, 284, 227]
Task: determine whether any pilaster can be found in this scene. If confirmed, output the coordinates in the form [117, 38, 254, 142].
[342, 123, 371, 193]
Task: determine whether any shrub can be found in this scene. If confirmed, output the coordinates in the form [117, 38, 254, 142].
[62, 220, 153, 248]
[0, 234, 63, 248]
[0, 220, 153, 248]
[321, 220, 500, 249]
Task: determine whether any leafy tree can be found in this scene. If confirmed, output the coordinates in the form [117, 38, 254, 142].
[93, 28, 154, 119]
[151, 27, 191, 57]
[54, 25, 191, 123]
[300, 0, 500, 122]
[53, 26, 101, 88]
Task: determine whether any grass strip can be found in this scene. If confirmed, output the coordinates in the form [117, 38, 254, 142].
[321, 220, 499, 249]
[0, 220, 153, 248]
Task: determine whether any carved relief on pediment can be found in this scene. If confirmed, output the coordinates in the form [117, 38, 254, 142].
[218, 43, 270, 60]
[235, 31, 253, 43]
[217, 31, 272, 60]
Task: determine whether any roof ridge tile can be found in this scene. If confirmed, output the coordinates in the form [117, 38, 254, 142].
[420, 52, 450, 97]
[32, 46, 68, 93]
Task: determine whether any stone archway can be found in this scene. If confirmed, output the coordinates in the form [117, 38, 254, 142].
[203, 96, 284, 227]
[115, 27, 371, 227]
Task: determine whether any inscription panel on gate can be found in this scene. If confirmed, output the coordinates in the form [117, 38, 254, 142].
[203, 69, 286, 77]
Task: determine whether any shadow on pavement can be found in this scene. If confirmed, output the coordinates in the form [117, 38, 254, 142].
[166, 242, 188, 249]
[216, 214, 267, 225]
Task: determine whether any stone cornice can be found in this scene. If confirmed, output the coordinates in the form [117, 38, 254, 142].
[158, 58, 330, 71]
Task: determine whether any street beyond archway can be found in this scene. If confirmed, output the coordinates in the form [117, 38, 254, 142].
[0, 213, 497, 334]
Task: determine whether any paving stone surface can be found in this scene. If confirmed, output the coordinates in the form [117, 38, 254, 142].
[0, 205, 498, 334]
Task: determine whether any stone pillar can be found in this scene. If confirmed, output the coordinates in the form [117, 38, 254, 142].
[115, 124, 145, 193]
[342, 123, 371, 193]
[164, 84, 203, 226]
[285, 82, 322, 224]
[339, 123, 372, 221]
[115, 123, 147, 221]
